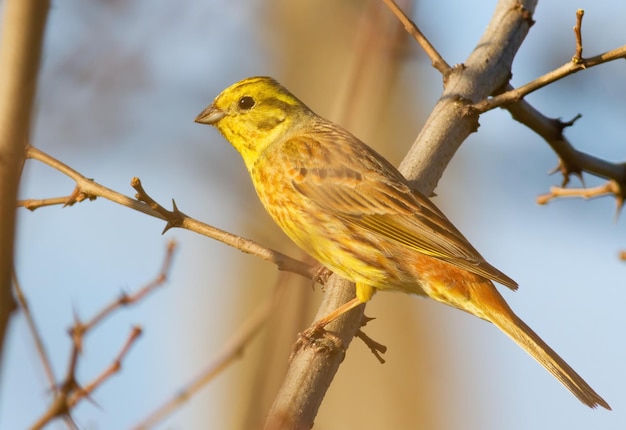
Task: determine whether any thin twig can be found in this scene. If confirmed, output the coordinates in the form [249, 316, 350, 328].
[25, 145, 161, 217]
[572, 9, 584, 63]
[30, 243, 177, 430]
[67, 326, 143, 408]
[24, 146, 320, 282]
[474, 44, 626, 113]
[381, 0, 451, 74]
[12, 270, 57, 389]
[76, 241, 176, 335]
[536, 180, 621, 206]
[470, 10, 626, 207]
[17, 195, 85, 211]
[132, 297, 275, 430]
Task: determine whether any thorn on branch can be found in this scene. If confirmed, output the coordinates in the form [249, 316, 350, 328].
[549, 158, 584, 187]
[131, 177, 188, 232]
[29, 243, 176, 429]
[558, 113, 583, 131]
[516, 4, 535, 27]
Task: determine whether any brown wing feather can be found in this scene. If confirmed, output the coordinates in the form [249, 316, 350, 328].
[283, 125, 518, 290]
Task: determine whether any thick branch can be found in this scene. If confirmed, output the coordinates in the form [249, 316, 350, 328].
[0, 0, 49, 368]
[267, 1, 538, 428]
[399, 0, 537, 193]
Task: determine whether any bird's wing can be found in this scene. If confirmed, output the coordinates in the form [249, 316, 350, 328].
[284, 132, 518, 290]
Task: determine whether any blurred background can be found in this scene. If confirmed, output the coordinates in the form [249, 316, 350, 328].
[1, 0, 625, 429]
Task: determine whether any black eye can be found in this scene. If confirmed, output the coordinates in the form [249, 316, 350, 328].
[238, 96, 255, 111]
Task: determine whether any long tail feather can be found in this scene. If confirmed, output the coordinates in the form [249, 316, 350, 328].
[424, 272, 610, 409]
[490, 308, 610, 409]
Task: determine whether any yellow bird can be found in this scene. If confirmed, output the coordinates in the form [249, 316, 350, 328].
[195, 76, 610, 409]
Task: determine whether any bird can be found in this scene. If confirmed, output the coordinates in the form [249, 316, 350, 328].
[194, 76, 610, 409]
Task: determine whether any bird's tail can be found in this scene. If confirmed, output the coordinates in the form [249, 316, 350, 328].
[476, 284, 611, 410]
[422, 270, 610, 409]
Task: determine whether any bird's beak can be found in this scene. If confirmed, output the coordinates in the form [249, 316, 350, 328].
[194, 104, 226, 125]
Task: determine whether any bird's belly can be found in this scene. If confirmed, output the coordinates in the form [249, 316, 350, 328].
[264, 202, 426, 294]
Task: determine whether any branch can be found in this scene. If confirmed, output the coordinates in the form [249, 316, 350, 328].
[23, 145, 320, 282]
[67, 326, 143, 408]
[536, 180, 623, 214]
[572, 9, 584, 63]
[132, 294, 276, 429]
[12, 271, 56, 390]
[29, 242, 176, 430]
[474, 44, 626, 112]
[0, 0, 49, 372]
[397, 0, 536, 193]
[267, 0, 538, 428]
[470, 10, 626, 208]
[69, 240, 177, 346]
[381, 0, 451, 75]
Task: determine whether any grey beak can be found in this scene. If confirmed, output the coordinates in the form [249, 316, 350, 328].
[195, 104, 226, 124]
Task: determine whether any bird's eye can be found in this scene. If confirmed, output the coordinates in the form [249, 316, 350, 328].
[238, 96, 255, 111]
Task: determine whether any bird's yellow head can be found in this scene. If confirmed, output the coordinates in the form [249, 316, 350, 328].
[195, 76, 312, 169]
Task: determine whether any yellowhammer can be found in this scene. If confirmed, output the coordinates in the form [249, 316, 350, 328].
[195, 76, 609, 409]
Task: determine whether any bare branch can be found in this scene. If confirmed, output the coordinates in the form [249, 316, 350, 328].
[18, 195, 88, 211]
[536, 180, 623, 211]
[67, 326, 143, 408]
[72, 241, 177, 336]
[29, 243, 176, 430]
[133, 294, 276, 430]
[0, 0, 49, 369]
[12, 271, 56, 389]
[24, 146, 320, 282]
[381, 0, 451, 74]
[572, 9, 584, 63]
[475, 44, 626, 113]
[471, 10, 626, 207]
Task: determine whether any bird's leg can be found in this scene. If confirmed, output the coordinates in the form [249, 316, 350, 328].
[308, 297, 364, 334]
[296, 297, 364, 355]
[306, 282, 375, 335]
[293, 284, 377, 358]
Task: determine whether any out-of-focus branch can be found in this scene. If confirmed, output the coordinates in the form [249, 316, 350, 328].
[29, 243, 176, 430]
[133, 293, 276, 430]
[381, 0, 451, 75]
[537, 180, 623, 211]
[12, 271, 56, 390]
[0, 0, 49, 370]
